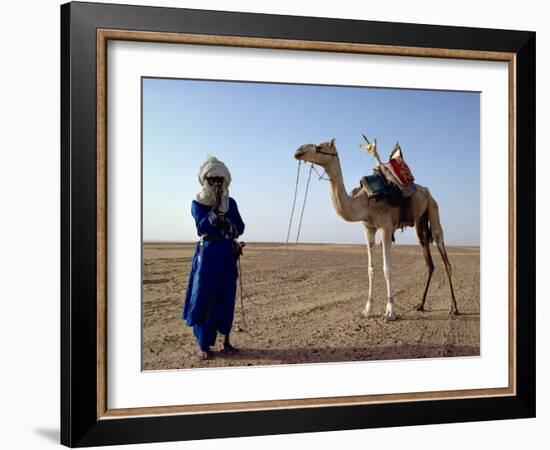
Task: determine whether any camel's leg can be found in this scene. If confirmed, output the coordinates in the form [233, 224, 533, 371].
[380, 226, 396, 321]
[434, 236, 459, 315]
[361, 226, 376, 318]
[414, 212, 434, 311]
[427, 196, 459, 314]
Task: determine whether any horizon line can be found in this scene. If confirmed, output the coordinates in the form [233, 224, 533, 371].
[142, 240, 480, 247]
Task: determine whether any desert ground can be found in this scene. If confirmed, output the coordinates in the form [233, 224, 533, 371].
[142, 242, 480, 370]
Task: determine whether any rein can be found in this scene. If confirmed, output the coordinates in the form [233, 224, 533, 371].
[311, 164, 330, 181]
[236, 161, 315, 337]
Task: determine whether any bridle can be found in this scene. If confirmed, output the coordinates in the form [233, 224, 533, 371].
[312, 144, 340, 181]
[314, 144, 339, 158]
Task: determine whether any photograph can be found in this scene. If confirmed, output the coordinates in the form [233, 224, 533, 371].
[141, 77, 481, 370]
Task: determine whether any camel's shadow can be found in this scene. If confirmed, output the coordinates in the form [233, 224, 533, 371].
[403, 311, 479, 321]
[214, 343, 479, 365]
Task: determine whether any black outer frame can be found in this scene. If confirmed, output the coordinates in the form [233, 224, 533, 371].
[60, 1, 535, 447]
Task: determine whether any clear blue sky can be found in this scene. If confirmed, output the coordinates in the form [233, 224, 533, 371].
[143, 78, 479, 245]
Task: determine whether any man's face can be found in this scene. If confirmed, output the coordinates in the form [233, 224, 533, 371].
[206, 176, 224, 189]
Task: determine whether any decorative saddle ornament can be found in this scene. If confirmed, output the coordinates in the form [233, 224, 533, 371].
[359, 136, 417, 200]
[383, 143, 416, 197]
[358, 135, 416, 230]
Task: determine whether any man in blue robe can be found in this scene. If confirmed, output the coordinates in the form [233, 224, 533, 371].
[182, 156, 245, 360]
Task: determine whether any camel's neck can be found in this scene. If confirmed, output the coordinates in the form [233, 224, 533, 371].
[325, 158, 367, 222]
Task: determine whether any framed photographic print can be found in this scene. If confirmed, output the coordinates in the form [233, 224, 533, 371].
[61, 1, 535, 447]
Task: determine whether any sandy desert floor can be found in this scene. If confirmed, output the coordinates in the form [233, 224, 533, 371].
[142, 242, 480, 370]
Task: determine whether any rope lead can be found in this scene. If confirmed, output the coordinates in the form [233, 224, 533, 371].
[236, 161, 314, 336]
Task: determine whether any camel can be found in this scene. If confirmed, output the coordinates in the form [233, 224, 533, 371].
[293, 138, 459, 320]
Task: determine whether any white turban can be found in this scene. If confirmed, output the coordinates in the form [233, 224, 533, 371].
[195, 155, 232, 212]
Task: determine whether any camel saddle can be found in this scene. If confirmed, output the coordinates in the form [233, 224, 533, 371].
[360, 173, 414, 229]
[359, 144, 416, 229]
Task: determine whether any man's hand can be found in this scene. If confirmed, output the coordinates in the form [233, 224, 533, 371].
[212, 184, 223, 213]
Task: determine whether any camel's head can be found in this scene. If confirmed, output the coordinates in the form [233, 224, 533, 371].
[294, 139, 338, 167]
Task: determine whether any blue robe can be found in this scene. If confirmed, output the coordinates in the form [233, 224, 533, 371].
[182, 198, 245, 351]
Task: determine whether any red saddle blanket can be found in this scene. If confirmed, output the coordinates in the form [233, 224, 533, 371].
[385, 156, 415, 187]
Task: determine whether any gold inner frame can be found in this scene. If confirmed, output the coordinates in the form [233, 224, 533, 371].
[96, 29, 517, 420]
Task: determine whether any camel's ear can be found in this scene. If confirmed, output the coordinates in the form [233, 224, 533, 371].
[330, 138, 336, 147]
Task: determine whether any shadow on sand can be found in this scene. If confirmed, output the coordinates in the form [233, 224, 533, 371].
[212, 343, 479, 365]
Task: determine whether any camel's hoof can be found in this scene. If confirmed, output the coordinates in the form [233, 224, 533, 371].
[383, 313, 398, 322]
[449, 308, 460, 316]
[361, 309, 374, 319]
[413, 304, 425, 312]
